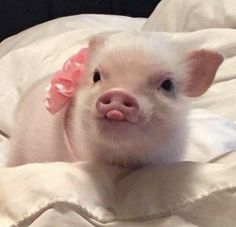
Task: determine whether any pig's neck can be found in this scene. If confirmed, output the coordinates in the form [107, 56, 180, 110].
[67, 125, 142, 164]
[66, 122, 188, 166]
[68, 132, 188, 167]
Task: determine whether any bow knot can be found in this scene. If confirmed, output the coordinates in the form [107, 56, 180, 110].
[45, 48, 89, 114]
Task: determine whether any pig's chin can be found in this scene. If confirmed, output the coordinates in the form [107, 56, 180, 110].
[94, 115, 141, 140]
[96, 116, 138, 130]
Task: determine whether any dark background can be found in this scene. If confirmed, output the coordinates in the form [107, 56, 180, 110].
[0, 0, 161, 42]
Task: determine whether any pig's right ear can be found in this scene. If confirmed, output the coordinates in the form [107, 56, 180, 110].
[89, 31, 118, 50]
[89, 34, 106, 50]
[183, 50, 224, 97]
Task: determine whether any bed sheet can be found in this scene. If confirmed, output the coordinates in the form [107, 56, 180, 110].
[1, 0, 236, 226]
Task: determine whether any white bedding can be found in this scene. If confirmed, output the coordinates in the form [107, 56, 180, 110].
[1, 0, 236, 226]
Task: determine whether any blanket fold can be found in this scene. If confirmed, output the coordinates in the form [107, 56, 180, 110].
[0, 153, 236, 226]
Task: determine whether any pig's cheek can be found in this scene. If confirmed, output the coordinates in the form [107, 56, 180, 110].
[73, 88, 92, 114]
[76, 87, 101, 119]
[135, 95, 154, 123]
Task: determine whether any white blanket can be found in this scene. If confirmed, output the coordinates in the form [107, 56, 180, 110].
[1, 0, 236, 226]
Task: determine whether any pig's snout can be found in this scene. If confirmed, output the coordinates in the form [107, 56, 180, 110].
[96, 90, 139, 123]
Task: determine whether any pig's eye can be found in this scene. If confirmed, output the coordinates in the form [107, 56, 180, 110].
[93, 70, 101, 83]
[160, 79, 174, 92]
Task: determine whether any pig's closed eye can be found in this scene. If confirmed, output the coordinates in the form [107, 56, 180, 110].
[160, 79, 174, 92]
[93, 70, 101, 83]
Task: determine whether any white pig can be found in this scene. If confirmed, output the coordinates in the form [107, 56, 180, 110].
[8, 32, 223, 167]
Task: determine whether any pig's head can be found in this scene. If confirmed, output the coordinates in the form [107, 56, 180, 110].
[67, 32, 223, 167]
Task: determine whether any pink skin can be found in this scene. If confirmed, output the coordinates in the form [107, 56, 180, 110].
[7, 32, 223, 167]
[96, 90, 139, 123]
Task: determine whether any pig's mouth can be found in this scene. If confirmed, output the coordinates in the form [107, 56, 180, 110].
[96, 108, 139, 124]
[105, 109, 139, 123]
[105, 109, 125, 121]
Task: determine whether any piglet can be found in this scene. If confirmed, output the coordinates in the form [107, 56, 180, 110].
[8, 32, 223, 167]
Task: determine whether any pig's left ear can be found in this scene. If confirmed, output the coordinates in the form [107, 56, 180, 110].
[184, 50, 224, 97]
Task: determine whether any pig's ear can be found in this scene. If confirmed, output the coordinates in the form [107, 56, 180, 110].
[89, 34, 106, 49]
[89, 31, 118, 50]
[184, 50, 224, 97]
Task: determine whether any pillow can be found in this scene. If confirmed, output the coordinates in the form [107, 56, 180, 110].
[143, 0, 236, 32]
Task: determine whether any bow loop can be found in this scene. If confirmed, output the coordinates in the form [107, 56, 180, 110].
[45, 47, 89, 114]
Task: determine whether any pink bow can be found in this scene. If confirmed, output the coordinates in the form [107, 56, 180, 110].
[45, 48, 89, 114]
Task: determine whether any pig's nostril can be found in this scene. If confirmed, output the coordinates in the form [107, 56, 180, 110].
[102, 97, 111, 105]
[124, 101, 133, 107]
[96, 90, 139, 121]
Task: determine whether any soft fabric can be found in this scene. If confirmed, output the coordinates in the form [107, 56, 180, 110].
[1, 154, 236, 227]
[1, 0, 236, 226]
[185, 109, 236, 162]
